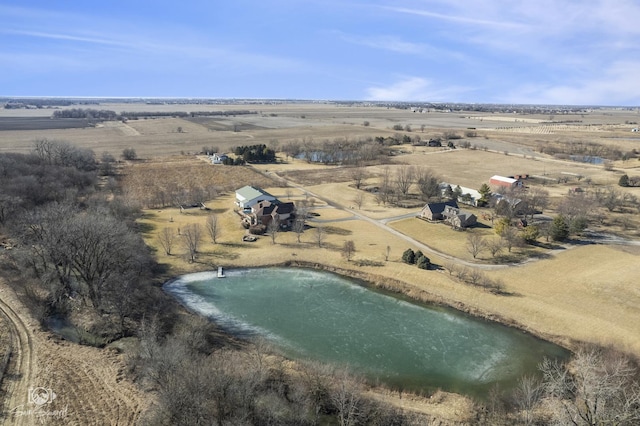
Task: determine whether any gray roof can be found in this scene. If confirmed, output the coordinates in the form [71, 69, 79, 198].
[236, 185, 274, 202]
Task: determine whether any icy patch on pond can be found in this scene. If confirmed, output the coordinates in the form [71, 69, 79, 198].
[165, 267, 568, 396]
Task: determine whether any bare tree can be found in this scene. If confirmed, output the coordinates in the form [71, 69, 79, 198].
[487, 239, 504, 258]
[158, 227, 176, 255]
[523, 187, 549, 219]
[205, 214, 220, 244]
[182, 223, 202, 262]
[540, 346, 640, 425]
[500, 225, 519, 253]
[331, 370, 363, 426]
[341, 240, 356, 261]
[596, 186, 624, 212]
[466, 233, 487, 259]
[395, 166, 415, 197]
[467, 268, 485, 286]
[416, 168, 441, 201]
[350, 166, 367, 190]
[512, 375, 542, 426]
[352, 191, 365, 210]
[267, 218, 280, 244]
[314, 226, 326, 248]
[375, 166, 393, 205]
[557, 191, 593, 222]
[291, 206, 308, 242]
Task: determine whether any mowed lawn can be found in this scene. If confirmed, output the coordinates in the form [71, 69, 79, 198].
[390, 217, 497, 262]
[140, 189, 640, 358]
[487, 244, 640, 354]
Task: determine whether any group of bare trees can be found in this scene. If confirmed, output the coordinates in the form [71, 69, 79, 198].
[158, 214, 221, 262]
[482, 346, 640, 425]
[374, 166, 443, 206]
[135, 316, 417, 426]
[0, 143, 166, 339]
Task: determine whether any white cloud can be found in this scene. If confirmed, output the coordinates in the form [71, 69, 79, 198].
[502, 61, 640, 105]
[366, 76, 471, 102]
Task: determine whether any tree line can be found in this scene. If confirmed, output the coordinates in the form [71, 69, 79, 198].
[51, 108, 256, 121]
[0, 140, 167, 340]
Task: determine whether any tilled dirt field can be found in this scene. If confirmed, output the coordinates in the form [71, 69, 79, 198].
[0, 283, 147, 425]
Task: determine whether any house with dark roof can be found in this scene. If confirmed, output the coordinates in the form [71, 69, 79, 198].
[443, 205, 477, 229]
[419, 200, 459, 221]
[250, 200, 295, 227]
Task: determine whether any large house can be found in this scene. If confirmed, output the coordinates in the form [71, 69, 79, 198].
[235, 186, 296, 229]
[443, 205, 477, 229]
[235, 186, 277, 209]
[249, 200, 295, 227]
[420, 200, 459, 221]
[420, 200, 477, 228]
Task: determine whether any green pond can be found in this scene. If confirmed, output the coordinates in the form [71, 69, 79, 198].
[165, 268, 568, 397]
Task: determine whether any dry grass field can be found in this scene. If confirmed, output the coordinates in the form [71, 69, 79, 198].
[138, 178, 640, 357]
[2, 102, 640, 366]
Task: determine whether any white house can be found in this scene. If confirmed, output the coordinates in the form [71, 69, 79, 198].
[235, 186, 277, 209]
[211, 153, 229, 164]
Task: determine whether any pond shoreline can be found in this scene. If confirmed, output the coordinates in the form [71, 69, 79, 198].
[165, 265, 569, 399]
[164, 259, 576, 356]
[280, 260, 576, 353]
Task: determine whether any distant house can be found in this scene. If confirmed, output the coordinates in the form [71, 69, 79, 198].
[235, 186, 277, 209]
[420, 200, 459, 221]
[443, 205, 477, 229]
[211, 153, 229, 164]
[489, 175, 521, 188]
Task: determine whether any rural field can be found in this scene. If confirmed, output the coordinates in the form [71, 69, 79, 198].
[1, 100, 640, 422]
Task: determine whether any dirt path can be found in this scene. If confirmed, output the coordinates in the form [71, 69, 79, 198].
[0, 282, 147, 425]
[0, 287, 34, 426]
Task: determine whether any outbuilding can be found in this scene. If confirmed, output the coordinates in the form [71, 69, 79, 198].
[489, 175, 521, 188]
[235, 186, 277, 209]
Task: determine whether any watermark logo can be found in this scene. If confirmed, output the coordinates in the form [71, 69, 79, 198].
[10, 386, 68, 420]
[28, 387, 56, 405]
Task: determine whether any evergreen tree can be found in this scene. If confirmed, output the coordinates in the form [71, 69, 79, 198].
[550, 215, 570, 241]
[402, 248, 416, 264]
[618, 174, 630, 187]
[416, 255, 430, 270]
[478, 183, 492, 206]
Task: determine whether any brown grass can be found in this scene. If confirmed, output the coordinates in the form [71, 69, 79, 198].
[133, 155, 640, 361]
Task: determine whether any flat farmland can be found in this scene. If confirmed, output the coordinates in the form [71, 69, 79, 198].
[2, 101, 640, 359]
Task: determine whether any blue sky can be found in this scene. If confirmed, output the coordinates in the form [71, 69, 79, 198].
[1, 1, 639, 105]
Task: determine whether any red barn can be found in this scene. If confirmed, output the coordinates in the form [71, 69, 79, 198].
[489, 175, 520, 188]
